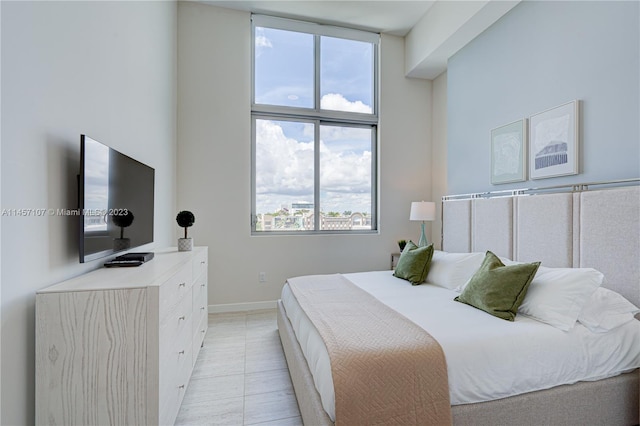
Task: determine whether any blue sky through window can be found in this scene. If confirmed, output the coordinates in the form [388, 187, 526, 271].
[255, 27, 313, 108]
[321, 36, 373, 113]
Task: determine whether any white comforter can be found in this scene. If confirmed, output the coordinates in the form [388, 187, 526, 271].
[281, 270, 640, 422]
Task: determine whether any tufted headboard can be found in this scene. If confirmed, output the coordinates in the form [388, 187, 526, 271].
[442, 182, 640, 308]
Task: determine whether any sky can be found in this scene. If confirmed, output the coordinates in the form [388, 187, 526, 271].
[254, 26, 374, 215]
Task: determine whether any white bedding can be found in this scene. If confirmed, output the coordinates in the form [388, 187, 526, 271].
[281, 270, 640, 422]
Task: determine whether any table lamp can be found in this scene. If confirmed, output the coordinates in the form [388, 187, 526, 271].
[410, 201, 436, 247]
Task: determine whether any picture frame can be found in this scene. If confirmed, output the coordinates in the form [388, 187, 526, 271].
[491, 119, 527, 184]
[529, 100, 579, 180]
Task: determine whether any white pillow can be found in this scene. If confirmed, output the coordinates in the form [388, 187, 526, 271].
[426, 251, 484, 290]
[518, 266, 603, 331]
[578, 287, 639, 333]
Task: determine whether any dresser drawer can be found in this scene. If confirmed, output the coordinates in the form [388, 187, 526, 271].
[192, 274, 207, 313]
[192, 312, 208, 366]
[159, 293, 192, 357]
[159, 344, 193, 426]
[192, 248, 208, 280]
[192, 298, 207, 334]
[159, 265, 193, 315]
[159, 321, 192, 391]
[192, 307, 207, 349]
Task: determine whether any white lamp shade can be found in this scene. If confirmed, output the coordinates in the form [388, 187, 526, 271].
[410, 201, 436, 221]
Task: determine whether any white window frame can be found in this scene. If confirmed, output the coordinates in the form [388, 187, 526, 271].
[251, 14, 380, 235]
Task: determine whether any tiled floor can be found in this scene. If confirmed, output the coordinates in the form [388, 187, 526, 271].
[176, 310, 303, 425]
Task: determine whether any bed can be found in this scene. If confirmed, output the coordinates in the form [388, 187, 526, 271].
[277, 183, 640, 425]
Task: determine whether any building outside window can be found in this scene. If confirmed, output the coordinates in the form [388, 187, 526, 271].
[251, 15, 379, 233]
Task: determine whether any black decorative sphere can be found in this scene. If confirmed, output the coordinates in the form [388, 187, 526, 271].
[176, 210, 195, 228]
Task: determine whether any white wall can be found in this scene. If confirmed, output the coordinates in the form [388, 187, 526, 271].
[177, 2, 433, 309]
[447, 1, 640, 194]
[0, 2, 177, 424]
[431, 71, 447, 249]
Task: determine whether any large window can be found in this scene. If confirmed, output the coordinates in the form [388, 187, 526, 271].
[252, 15, 379, 233]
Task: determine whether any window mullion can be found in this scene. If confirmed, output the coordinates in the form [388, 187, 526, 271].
[251, 22, 256, 106]
[314, 34, 321, 112]
[252, 106, 377, 125]
[314, 34, 321, 231]
[370, 126, 378, 230]
[372, 40, 379, 116]
[314, 120, 321, 231]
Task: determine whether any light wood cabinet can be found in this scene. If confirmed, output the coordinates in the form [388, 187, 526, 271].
[35, 247, 208, 425]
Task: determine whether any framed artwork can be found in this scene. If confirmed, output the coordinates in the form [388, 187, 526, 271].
[529, 100, 579, 180]
[491, 119, 527, 184]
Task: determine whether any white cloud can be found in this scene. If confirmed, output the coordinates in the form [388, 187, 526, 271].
[255, 119, 373, 214]
[320, 146, 371, 193]
[254, 29, 273, 57]
[255, 35, 272, 49]
[255, 120, 314, 197]
[319, 142, 371, 213]
[320, 93, 372, 114]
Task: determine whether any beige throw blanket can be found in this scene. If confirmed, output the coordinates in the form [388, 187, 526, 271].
[287, 274, 452, 426]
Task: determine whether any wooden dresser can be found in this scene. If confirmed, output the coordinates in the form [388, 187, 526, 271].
[35, 247, 208, 425]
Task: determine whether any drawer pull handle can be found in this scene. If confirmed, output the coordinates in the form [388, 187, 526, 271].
[201, 329, 206, 333]
[179, 350, 185, 355]
[201, 261, 206, 264]
[179, 316, 185, 321]
[178, 384, 185, 389]
[201, 284, 206, 287]
[179, 282, 186, 287]
[201, 307, 205, 311]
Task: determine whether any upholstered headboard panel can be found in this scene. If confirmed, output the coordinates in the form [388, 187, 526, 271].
[515, 193, 574, 268]
[442, 199, 472, 253]
[579, 186, 640, 306]
[472, 197, 513, 260]
[442, 184, 640, 308]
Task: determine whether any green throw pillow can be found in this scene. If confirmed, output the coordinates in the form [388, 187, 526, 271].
[454, 251, 540, 321]
[393, 241, 434, 285]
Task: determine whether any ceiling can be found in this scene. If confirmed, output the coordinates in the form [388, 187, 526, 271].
[200, 1, 437, 36]
[199, 0, 519, 79]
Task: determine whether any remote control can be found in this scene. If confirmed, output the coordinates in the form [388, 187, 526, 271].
[104, 260, 144, 267]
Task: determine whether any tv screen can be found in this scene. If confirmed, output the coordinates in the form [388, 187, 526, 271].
[79, 135, 155, 263]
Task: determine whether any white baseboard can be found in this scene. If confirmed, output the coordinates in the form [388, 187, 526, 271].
[208, 300, 277, 313]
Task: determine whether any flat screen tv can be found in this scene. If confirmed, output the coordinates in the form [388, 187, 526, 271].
[79, 134, 155, 263]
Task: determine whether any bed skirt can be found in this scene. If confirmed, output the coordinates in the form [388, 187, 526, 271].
[277, 300, 639, 426]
